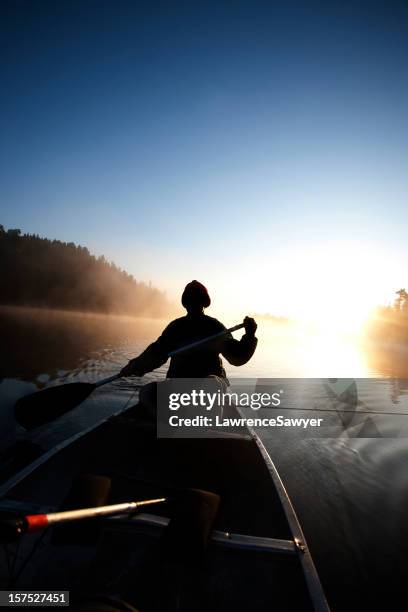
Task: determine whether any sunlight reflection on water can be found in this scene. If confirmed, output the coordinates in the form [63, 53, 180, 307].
[238, 320, 372, 378]
[0, 307, 394, 449]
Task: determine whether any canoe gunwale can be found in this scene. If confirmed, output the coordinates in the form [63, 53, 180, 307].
[0, 407, 129, 499]
[244, 426, 331, 612]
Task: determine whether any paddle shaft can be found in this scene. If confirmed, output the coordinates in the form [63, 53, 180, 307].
[168, 322, 245, 357]
[94, 373, 121, 388]
[17, 497, 167, 536]
[94, 322, 246, 388]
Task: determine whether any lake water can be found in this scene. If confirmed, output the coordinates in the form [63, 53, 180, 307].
[1, 306, 408, 609]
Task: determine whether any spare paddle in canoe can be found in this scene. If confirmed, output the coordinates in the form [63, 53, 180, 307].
[0, 496, 167, 542]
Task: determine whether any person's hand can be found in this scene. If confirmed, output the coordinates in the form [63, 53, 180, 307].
[119, 358, 143, 377]
[243, 316, 257, 337]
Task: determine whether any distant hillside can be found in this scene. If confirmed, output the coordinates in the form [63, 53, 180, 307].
[0, 225, 172, 317]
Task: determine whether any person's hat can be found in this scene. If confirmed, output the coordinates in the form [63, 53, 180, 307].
[181, 280, 211, 308]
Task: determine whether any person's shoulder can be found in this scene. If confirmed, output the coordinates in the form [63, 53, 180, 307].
[202, 314, 226, 331]
[162, 316, 188, 332]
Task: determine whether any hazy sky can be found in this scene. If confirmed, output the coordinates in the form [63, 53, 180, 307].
[1, 0, 408, 322]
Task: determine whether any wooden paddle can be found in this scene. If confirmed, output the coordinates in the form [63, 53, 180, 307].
[14, 323, 245, 430]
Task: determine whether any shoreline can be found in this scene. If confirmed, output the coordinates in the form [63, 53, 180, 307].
[0, 304, 171, 324]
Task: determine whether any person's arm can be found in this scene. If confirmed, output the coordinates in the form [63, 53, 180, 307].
[120, 325, 172, 377]
[221, 316, 258, 366]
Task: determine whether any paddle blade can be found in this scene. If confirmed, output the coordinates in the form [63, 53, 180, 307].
[14, 382, 96, 430]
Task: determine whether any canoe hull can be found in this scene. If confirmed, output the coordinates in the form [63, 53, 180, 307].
[0, 407, 328, 611]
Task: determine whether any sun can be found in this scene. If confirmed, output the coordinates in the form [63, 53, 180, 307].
[238, 242, 391, 335]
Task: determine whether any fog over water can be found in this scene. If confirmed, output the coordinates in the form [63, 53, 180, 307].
[1, 306, 408, 609]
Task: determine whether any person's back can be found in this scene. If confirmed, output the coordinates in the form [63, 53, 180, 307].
[156, 312, 227, 378]
[120, 281, 257, 380]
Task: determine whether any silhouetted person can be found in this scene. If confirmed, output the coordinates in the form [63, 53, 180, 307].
[120, 280, 257, 379]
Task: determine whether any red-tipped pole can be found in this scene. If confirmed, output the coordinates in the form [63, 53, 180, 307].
[0, 497, 167, 541]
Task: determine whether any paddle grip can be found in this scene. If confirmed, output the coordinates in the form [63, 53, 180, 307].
[25, 514, 49, 533]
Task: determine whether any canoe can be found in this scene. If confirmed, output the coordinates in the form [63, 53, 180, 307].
[0, 404, 330, 611]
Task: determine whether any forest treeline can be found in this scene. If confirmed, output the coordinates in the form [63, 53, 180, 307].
[0, 226, 173, 317]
